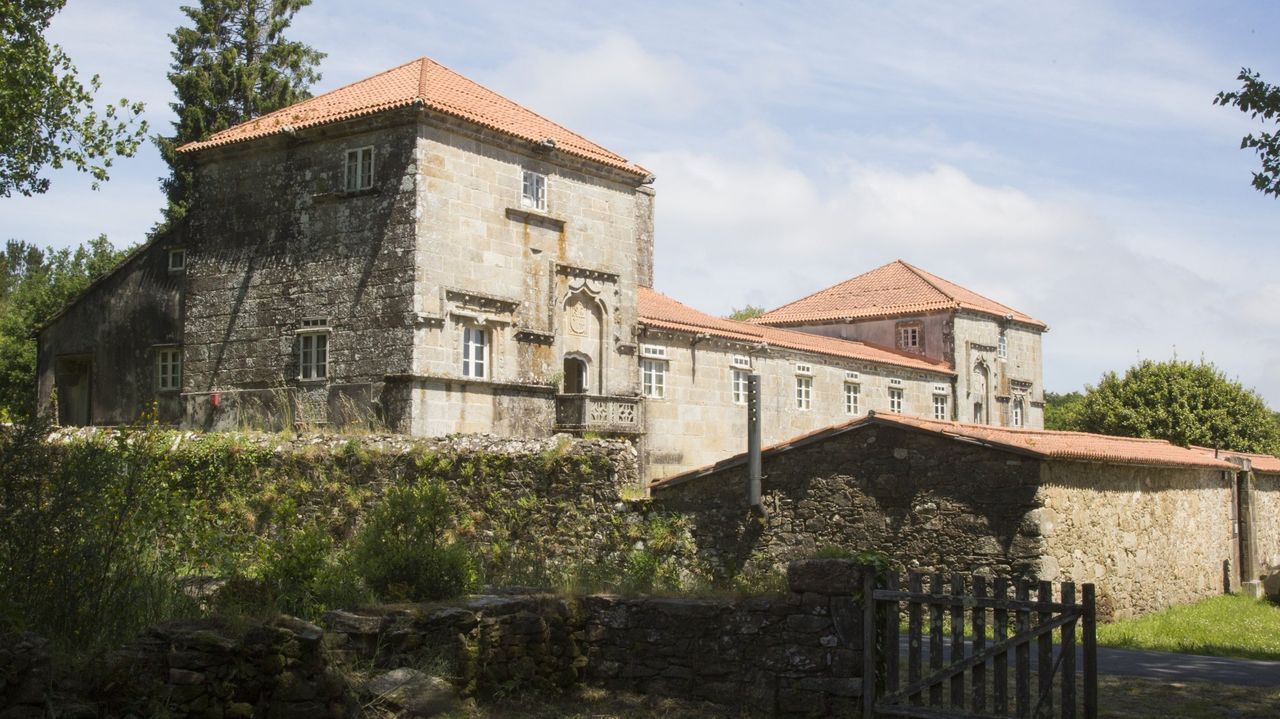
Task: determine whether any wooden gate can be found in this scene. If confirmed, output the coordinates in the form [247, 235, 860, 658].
[862, 572, 1097, 719]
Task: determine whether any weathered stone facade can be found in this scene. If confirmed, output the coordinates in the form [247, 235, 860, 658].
[1251, 470, 1280, 595]
[652, 416, 1249, 619]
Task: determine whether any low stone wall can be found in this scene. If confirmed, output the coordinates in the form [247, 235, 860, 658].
[1037, 462, 1234, 620]
[323, 559, 870, 717]
[0, 632, 50, 716]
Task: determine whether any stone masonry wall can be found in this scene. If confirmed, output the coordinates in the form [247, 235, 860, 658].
[1250, 471, 1280, 595]
[1036, 461, 1234, 619]
[323, 559, 869, 718]
[183, 111, 421, 430]
[650, 423, 1045, 582]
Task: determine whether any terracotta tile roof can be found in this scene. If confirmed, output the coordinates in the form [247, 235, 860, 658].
[176, 56, 648, 175]
[752, 260, 1046, 329]
[638, 287, 953, 375]
[651, 411, 1236, 488]
[1190, 446, 1280, 474]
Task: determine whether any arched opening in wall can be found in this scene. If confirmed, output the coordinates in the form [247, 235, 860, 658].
[973, 401, 984, 425]
[561, 291, 606, 393]
[563, 356, 589, 394]
[972, 361, 990, 425]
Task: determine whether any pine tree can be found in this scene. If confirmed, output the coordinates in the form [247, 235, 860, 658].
[155, 0, 324, 230]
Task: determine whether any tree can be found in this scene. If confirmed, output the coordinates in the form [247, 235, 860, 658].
[1043, 390, 1086, 432]
[155, 0, 324, 229]
[0, 0, 147, 196]
[727, 305, 765, 322]
[0, 236, 128, 420]
[1214, 68, 1280, 199]
[1074, 359, 1280, 454]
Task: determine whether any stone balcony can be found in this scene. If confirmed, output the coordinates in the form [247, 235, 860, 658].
[554, 394, 643, 435]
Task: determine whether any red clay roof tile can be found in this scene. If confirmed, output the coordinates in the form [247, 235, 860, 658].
[753, 260, 1046, 329]
[639, 287, 953, 375]
[177, 56, 648, 176]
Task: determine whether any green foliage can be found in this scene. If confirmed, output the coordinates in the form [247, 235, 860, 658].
[0, 236, 129, 420]
[0, 419, 194, 652]
[1075, 359, 1280, 454]
[1044, 390, 1087, 431]
[352, 481, 477, 601]
[156, 0, 324, 229]
[726, 305, 765, 321]
[1214, 68, 1280, 199]
[0, 0, 147, 196]
[1097, 594, 1280, 661]
[258, 523, 367, 617]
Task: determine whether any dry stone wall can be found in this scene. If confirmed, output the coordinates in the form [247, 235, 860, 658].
[1036, 462, 1234, 619]
[651, 423, 1045, 582]
[323, 559, 870, 717]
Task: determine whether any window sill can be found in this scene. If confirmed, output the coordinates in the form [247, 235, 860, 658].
[312, 187, 380, 203]
[505, 207, 566, 231]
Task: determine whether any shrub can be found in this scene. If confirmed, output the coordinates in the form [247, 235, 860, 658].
[352, 481, 476, 601]
[258, 523, 368, 617]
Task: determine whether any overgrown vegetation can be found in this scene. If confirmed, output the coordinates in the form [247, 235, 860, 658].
[1097, 593, 1280, 661]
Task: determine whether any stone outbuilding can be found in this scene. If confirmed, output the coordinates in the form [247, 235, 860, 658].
[650, 412, 1270, 619]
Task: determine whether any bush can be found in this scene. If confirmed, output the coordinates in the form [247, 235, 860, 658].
[258, 523, 368, 617]
[352, 481, 476, 601]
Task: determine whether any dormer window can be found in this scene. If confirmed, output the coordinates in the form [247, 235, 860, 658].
[896, 321, 923, 353]
[521, 169, 547, 211]
[345, 146, 374, 191]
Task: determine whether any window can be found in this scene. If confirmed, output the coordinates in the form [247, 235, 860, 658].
[641, 358, 667, 398]
[795, 376, 812, 410]
[156, 348, 181, 391]
[933, 394, 949, 420]
[1012, 397, 1025, 427]
[844, 383, 860, 415]
[889, 387, 904, 413]
[998, 333, 1008, 359]
[344, 146, 374, 191]
[732, 369, 749, 404]
[299, 332, 328, 380]
[167, 248, 186, 272]
[521, 169, 547, 211]
[795, 362, 813, 375]
[897, 322, 923, 353]
[640, 344, 668, 359]
[732, 355, 751, 369]
[462, 326, 488, 379]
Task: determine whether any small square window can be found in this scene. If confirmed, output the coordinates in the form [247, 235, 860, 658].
[345, 146, 374, 191]
[462, 326, 488, 379]
[521, 169, 547, 211]
[889, 387, 904, 413]
[897, 323, 922, 353]
[641, 358, 667, 399]
[167, 248, 186, 272]
[156, 348, 181, 391]
[844, 383, 860, 415]
[795, 376, 812, 410]
[299, 332, 328, 380]
[732, 369, 749, 404]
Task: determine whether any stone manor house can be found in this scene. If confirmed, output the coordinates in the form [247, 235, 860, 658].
[36, 55, 1047, 479]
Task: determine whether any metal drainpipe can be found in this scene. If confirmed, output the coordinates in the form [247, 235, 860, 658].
[747, 373, 765, 515]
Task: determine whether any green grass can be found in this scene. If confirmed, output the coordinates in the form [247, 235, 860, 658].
[1097, 594, 1280, 661]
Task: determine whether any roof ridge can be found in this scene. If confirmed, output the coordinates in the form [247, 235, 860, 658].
[901, 260, 1029, 319]
[896, 260, 960, 307]
[751, 265, 880, 323]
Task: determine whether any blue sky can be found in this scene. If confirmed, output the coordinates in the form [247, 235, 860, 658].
[4, 1, 1279, 404]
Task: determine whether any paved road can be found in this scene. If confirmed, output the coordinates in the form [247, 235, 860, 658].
[899, 638, 1280, 688]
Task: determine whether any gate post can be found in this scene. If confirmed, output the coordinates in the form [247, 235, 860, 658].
[863, 570, 877, 718]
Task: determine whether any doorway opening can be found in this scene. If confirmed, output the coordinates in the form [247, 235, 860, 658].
[563, 356, 589, 394]
[55, 355, 92, 426]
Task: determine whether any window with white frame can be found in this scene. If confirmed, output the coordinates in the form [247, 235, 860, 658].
[1012, 397, 1024, 427]
[889, 387, 904, 413]
[462, 326, 488, 379]
[998, 333, 1008, 359]
[897, 322, 923, 353]
[732, 369, 749, 404]
[344, 146, 374, 191]
[298, 332, 328, 380]
[844, 383, 860, 415]
[933, 394, 949, 420]
[641, 358, 667, 398]
[156, 348, 181, 391]
[732, 355, 752, 369]
[521, 169, 547, 211]
[167, 248, 186, 272]
[795, 376, 812, 410]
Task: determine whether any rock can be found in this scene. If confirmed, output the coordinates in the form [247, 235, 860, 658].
[363, 669, 458, 715]
[321, 610, 384, 635]
[226, 702, 255, 719]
